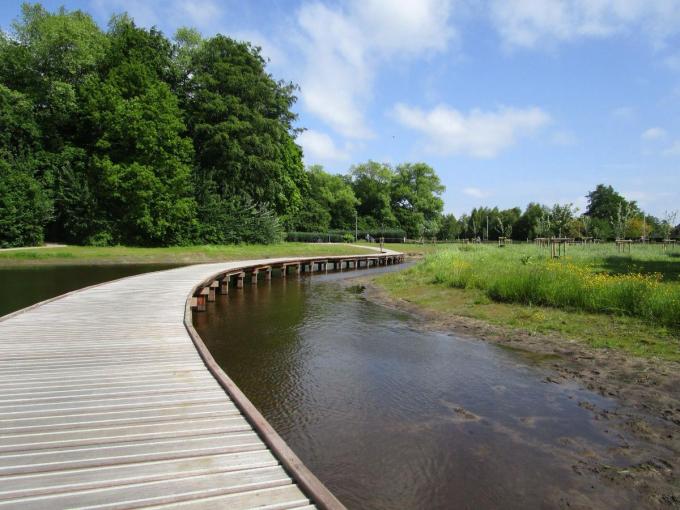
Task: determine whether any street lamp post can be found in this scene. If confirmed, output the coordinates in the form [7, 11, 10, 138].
[355, 210, 358, 242]
[380, 222, 384, 253]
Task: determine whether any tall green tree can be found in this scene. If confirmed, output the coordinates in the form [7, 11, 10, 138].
[586, 184, 638, 220]
[513, 203, 546, 240]
[349, 161, 396, 229]
[438, 213, 460, 240]
[0, 3, 107, 152]
[288, 165, 359, 233]
[551, 203, 578, 237]
[390, 162, 445, 238]
[0, 83, 52, 247]
[79, 17, 197, 245]
[183, 35, 305, 220]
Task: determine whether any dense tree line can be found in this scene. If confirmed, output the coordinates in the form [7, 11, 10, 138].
[289, 161, 445, 239]
[439, 184, 679, 242]
[0, 4, 306, 247]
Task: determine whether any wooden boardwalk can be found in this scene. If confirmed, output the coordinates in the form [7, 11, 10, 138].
[0, 251, 403, 509]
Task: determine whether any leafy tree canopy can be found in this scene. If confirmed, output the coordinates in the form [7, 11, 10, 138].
[586, 184, 638, 220]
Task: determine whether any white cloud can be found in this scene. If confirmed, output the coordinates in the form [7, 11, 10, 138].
[489, 0, 680, 49]
[641, 127, 667, 140]
[463, 187, 491, 198]
[295, 0, 455, 139]
[297, 130, 350, 162]
[551, 130, 577, 146]
[392, 103, 550, 158]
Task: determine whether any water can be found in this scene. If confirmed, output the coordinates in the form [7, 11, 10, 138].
[195, 269, 636, 510]
[0, 264, 183, 317]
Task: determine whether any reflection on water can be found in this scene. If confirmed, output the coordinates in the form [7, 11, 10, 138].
[0, 264, 183, 317]
[195, 270, 637, 510]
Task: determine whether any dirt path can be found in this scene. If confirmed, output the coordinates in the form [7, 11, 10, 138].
[362, 278, 680, 508]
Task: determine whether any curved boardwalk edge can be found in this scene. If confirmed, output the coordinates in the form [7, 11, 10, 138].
[0, 249, 403, 509]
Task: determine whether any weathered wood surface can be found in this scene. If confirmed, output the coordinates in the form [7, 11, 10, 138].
[0, 250, 402, 509]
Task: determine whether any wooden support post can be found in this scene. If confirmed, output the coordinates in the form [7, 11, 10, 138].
[251, 270, 258, 284]
[220, 276, 229, 295]
[208, 281, 218, 302]
[281, 265, 287, 278]
[266, 268, 272, 281]
[196, 288, 209, 311]
[236, 272, 244, 289]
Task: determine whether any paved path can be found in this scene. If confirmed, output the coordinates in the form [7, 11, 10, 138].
[0, 244, 67, 252]
[0, 252, 402, 509]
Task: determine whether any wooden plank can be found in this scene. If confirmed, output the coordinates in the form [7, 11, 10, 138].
[0, 433, 265, 476]
[141, 485, 309, 510]
[0, 451, 281, 500]
[0, 466, 292, 510]
[0, 416, 252, 454]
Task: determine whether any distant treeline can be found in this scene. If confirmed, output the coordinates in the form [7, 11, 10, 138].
[440, 185, 679, 242]
[290, 174, 678, 243]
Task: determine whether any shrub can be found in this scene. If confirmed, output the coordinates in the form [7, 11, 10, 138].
[0, 161, 52, 248]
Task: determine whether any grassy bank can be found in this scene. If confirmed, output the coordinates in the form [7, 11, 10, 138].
[376, 243, 680, 360]
[0, 243, 375, 267]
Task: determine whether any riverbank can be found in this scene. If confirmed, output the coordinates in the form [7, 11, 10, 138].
[0, 243, 374, 267]
[365, 268, 680, 506]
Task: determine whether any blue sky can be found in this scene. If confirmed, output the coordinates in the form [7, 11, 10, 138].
[2, 1, 679, 217]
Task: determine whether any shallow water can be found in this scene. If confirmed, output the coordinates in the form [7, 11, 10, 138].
[194, 268, 636, 509]
[0, 264, 183, 317]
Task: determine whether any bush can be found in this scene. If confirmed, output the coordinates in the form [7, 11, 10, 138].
[198, 195, 283, 245]
[286, 229, 406, 243]
[0, 161, 52, 248]
[286, 231, 343, 242]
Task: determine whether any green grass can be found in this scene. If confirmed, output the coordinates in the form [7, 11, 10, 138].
[0, 243, 375, 267]
[376, 242, 680, 360]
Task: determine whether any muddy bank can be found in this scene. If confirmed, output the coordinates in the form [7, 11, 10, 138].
[360, 278, 680, 508]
